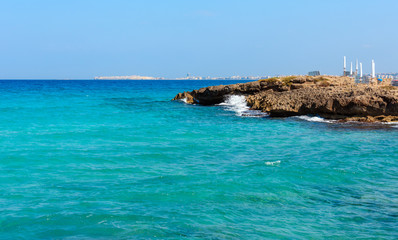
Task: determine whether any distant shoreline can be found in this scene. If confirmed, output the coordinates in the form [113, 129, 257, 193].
[0, 79, 255, 81]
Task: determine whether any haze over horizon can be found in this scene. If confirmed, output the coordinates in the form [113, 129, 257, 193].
[0, 0, 397, 79]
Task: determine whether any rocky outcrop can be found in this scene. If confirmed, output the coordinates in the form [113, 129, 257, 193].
[172, 81, 265, 105]
[173, 76, 398, 122]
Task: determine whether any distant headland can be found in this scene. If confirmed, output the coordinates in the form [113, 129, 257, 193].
[94, 75, 162, 80]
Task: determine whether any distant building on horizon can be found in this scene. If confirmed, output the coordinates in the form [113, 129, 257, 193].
[308, 71, 320, 76]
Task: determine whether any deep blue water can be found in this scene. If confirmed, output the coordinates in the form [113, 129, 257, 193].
[0, 80, 397, 239]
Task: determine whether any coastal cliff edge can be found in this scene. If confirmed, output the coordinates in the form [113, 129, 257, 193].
[172, 76, 398, 122]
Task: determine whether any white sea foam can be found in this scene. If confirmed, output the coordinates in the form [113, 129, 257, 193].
[296, 116, 398, 127]
[218, 95, 249, 115]
[265, 160, 281, 166]
[380, 122, 398, 128]
[295, 115, 336, 123]
[217, 95, 268, 117]
[380, 121, 398, 125]
[181, 97, 188, 103]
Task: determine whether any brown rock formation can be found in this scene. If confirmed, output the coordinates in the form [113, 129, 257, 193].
[172, 76, 398, 122]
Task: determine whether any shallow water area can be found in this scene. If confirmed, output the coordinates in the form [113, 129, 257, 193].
[0, 80, 397, 239]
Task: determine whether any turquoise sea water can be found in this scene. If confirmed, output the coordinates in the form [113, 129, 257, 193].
[0, 80, 397, 239]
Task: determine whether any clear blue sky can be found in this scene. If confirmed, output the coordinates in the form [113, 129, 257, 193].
[0, 0, 397, 79]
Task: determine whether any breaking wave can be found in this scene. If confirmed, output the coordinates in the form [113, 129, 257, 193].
[217, 95, 268, 117]
[294, 115, 336, 123]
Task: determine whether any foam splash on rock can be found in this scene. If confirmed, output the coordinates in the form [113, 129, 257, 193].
[217, 95, 268, 117]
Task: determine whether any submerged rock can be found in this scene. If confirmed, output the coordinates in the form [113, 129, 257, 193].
[172, 76, 398, 122]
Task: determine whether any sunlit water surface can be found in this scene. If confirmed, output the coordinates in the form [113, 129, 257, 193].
[0, 80, 397, 239]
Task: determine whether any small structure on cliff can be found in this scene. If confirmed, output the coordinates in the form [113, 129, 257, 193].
[308, 71, 320, 76]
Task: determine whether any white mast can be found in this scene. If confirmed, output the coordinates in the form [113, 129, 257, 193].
[350, 62, 353, 76]
[343, 56, 346, 75]
[360, 63, 363, 78]
[371, 60, 376, 78]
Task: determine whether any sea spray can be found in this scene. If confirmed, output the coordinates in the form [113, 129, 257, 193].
[217, 95, 249, 116]
[217, 95, 268, 117]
